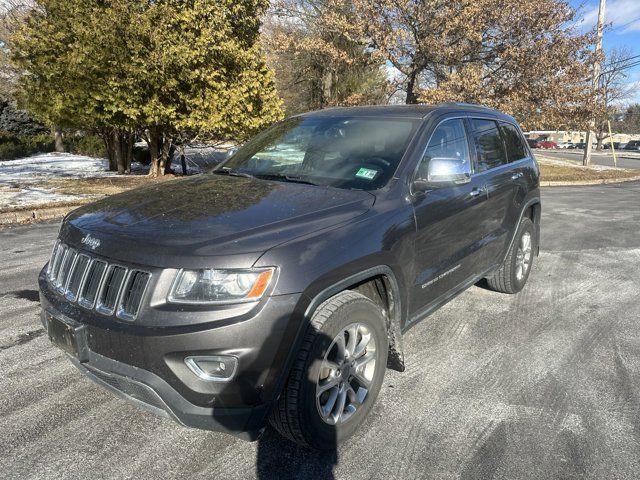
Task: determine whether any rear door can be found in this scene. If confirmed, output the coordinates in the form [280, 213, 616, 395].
[409, 117, 490, 316]
[498, 120, 535, 249]
[468, 118, 519, 267]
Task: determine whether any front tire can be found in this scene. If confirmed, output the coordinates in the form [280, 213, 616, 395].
[486, 217, 535, 294]
[269, 291, 388, 450]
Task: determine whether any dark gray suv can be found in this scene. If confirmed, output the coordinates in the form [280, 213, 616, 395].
[39, 103, 540, 449]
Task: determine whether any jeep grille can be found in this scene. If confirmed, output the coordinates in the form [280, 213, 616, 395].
[47, 241, 150, 321]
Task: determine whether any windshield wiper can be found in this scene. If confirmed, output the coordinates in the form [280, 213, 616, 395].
[212, 167, 254, 178]
[253, 173, 319, 186]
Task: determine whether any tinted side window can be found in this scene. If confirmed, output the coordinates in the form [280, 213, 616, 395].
[470, 119, 508, 172]
[500, 122, 528, 162]
[417, 118, 470, 179]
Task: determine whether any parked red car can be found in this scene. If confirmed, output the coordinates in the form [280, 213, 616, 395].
[526, 139, 556, 149]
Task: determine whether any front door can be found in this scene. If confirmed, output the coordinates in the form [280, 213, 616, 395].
[410, 117, 491, 318]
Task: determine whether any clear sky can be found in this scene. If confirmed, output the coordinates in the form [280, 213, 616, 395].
[571, 0, 640, 105]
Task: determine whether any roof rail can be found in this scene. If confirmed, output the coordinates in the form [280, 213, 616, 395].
[438, 102, 492, 109]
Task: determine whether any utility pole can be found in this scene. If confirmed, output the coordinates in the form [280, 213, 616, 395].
[583, 0, 606, 166]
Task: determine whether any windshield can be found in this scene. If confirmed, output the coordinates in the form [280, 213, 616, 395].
[218, 116, 421, 190]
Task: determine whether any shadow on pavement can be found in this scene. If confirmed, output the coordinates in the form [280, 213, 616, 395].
[256, 426, 337, 480]
[207, 315, 339, 478]
[9, 289, 40, 302]
[255, 328, 338, 480]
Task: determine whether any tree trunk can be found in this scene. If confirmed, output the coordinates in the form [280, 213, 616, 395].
[53, 126, 65, 152]
[114, 131, 126, 175]
[125, 133, 134, 174]
[595, 125, 606, 151]
[321, 69, 333, 108]
[157, 136, 173, 176]
[148, 126, 161, 177]
[165, 143, 175, 174]
[101, 128, 117, 171]
[179, 146, 187, 175]
[405, 72, 419, 104]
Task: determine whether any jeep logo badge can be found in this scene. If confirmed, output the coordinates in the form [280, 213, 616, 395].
[81, 234, 100, 250]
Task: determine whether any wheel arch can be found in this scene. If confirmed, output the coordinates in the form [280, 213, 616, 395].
[502, 196, 541, 264]
[527, 200, 542, 257]
[301, 266, 405, 373]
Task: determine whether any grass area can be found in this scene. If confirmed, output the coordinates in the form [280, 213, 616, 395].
[3, 163, 639, 217]
[41, 174, 178, 196]
[539, 164, 640, 182]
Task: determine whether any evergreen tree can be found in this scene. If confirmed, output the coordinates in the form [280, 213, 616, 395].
[11, 0, 283, 175]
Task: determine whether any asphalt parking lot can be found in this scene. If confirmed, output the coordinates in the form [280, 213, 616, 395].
[1, 182, 640, 480]
[539, 149, 640, 170]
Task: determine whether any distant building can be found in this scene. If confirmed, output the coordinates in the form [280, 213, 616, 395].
[523, 130, 640, 144]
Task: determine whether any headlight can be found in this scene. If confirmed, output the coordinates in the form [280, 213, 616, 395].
[168, 268, 274, 304]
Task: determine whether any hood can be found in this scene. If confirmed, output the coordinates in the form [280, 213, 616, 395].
[61, 174, 374, 268]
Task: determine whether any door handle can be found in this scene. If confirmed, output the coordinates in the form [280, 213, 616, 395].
[511, 172, 523, 180]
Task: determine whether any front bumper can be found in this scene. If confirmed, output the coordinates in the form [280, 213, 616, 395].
[39, 269, 305, 440]
[66, 342, 268, 440]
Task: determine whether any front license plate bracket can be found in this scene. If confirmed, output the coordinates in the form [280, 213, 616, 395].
[45, 311, 89, 362]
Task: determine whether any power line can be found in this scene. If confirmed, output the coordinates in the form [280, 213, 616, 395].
[613, 112, 640, 118]
[612, 15, 640, 31]
[605, 53, 640, 68]
[599, 59, 640, 77]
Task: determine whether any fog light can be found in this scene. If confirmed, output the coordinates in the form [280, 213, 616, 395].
[184, 355, 238, 382]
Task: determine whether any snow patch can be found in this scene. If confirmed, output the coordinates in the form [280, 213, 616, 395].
[0, 153, 115, 209]
[0, 153, 115, 186]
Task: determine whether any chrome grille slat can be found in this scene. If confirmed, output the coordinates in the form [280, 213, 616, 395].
[79, 259, 107, 309]
[46, 240, 60, 276]
[118, 271, 151, 320]
[62, 250, 79, 292]
[49, 244, 66, 282]
[96, 265, 127, 316]
[55, 247, 74, 290]
[49, 241, 150, 321]
[66, 254, 90, 301]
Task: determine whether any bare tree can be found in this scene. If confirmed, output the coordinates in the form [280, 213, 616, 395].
[595, 47, 636, 149]
[265, 0, 389, 114]
[352, 0, 597, 130]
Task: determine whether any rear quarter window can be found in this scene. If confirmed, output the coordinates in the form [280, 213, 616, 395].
[500, 122, 529, 162]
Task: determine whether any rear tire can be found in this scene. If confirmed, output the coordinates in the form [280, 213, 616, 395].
[269, 291, 388, 450]
[486, 217, 535, 294]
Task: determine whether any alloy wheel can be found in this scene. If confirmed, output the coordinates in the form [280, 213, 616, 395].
[316, 323, 377, 425]
[515, 231, 532, 281]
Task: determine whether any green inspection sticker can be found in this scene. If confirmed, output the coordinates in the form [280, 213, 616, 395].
[355, 167, 378, 180]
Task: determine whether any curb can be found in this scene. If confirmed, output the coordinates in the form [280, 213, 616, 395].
[0, 200, 93, 226]
[538, 150, 640, 161]
[540, 175, 640, 187]
[536, 156, 633, 171]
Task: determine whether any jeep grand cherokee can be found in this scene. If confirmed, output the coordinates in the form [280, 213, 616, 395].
[39, 103, 540, 450]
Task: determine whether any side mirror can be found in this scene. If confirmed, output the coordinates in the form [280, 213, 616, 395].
[413, 157, 471, 191]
